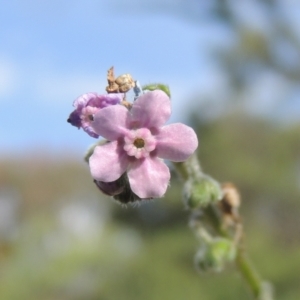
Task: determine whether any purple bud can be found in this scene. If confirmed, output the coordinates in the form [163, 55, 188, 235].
[94, 174, 141, 204]
[94, 180, 124, 196]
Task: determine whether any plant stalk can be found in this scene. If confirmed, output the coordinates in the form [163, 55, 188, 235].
[173, 154, 273, 300]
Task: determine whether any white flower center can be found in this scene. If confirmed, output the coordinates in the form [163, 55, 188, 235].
[124, 128, 156, 159]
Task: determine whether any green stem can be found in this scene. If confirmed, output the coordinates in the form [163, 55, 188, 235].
[173, 153, 273, 300]
[173, 154, 202, 181]
[235, 248, 262, 298]
[206, 205, 271, 299]
[204, 204, 229, 238]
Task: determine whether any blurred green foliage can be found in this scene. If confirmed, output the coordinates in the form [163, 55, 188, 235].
[1, 1, 300, 299]
[1, 114, 300, 299]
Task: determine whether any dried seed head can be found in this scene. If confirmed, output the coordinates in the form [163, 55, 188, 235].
[105, 67, 135, 93]
[106, 82, 119, 93]
[115, 73, 135, 93]
[106, 66, 119, 93]
[218, 182, 240, 226]
[221, 182, 240, 210]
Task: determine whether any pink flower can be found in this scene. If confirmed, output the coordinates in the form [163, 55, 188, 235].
[89, 90, 198, 199]
[67, 92, 123, 138]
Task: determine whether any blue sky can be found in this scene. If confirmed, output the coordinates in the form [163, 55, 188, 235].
[0, 0, 215, 155]
[1, 0, 299, 156]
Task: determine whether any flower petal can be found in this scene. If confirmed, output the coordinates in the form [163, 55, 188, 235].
[73, 92, 97, 109]
[129, 90, 171, 128]
[87, 93, 123, 108]
[82, 124, 99, 138]
[155, 123, 198, 162]
[127, 157, 170, 198]
[89, 141, 129, 182]
[73, 92, 123, 109]
[92, 105, 129, 140]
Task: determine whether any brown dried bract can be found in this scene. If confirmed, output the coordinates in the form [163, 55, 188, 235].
[105, 67, 135, 93]
[106, 66, 119, 93]
[115, 74, 135, 93]
[218, 182, 241, 225]
[219, 183, 245, 246]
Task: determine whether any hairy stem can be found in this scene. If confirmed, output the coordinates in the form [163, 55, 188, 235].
[173, 153, 273, 300]
[236, 247, 262, 298]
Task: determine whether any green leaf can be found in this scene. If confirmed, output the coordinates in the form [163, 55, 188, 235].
[142, 83, 171, 98]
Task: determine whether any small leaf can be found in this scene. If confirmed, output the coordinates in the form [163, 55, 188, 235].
[142, 83, 171, 98]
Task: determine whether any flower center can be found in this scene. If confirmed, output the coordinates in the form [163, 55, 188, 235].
[123, 128, 156, 159]
[134, 138, 145, 148]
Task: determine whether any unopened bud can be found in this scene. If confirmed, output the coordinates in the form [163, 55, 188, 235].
[184, 175, 222, 209]
[94, 174, 141, 204]
[112, 173, 142, 204]
[94, 179, 124, 196]
[195, 238, 236, 272]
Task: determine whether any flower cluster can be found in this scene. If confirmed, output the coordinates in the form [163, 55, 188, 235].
[68, 76, 198, 201]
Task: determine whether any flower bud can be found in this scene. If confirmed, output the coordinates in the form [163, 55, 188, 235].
[94, 174, 141, 204]
[195, 238, 236, 272]
[184, 175, 222, 209]
[94, 179, 125, 196]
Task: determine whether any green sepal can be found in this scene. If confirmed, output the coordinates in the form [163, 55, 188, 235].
[142, 83, 171, 98]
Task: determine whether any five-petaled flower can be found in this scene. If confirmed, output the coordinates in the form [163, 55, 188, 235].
[67, 92, 123, 138]
[89, 90, 198, 199]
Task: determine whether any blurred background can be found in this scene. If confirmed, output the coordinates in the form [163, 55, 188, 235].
[1, 0, 300, 299]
